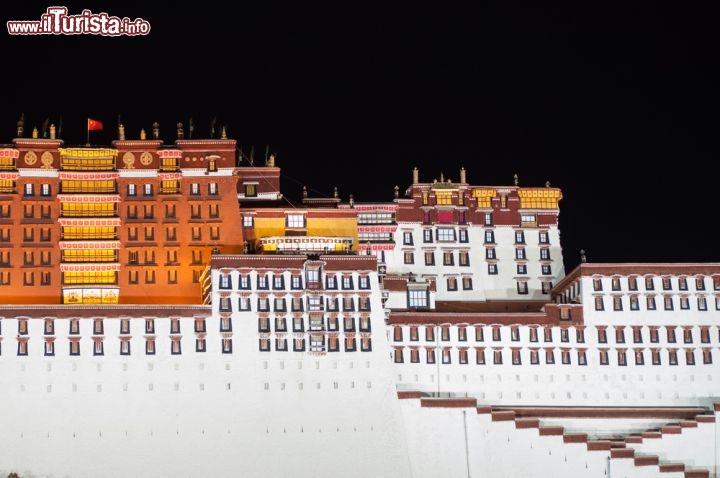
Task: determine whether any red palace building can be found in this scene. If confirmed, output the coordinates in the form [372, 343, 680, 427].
[0, 120, 282, 305]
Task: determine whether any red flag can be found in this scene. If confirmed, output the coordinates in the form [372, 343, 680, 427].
[88, 118, 103, 131]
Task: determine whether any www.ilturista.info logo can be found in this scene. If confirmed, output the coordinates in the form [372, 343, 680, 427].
[7, 7, 150, 36]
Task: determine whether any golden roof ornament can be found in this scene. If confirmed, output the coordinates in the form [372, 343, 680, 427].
[140, 128, 146, 140]
[32, 127, 38, 139]
[118, 123, 125, 141]
[221, 125, 227, 139]
[49, 124, 56, 140]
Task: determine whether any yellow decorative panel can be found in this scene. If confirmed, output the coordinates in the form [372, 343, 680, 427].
[0, 157, 15, 170]
[252, 217, 288, 238]
[435, 191, 453, 205]
[63, 288, 119, 304]
[472, 188, 496, 208]
[61, 202, 116, 217]
[161, 180, 180, 194]
[61, 249, 117, 262]
[62, 226, 117, 240]
[62, 271, 117, 285]
[61, 180, 115, 193]
[518, 189, 562, 209]
[0, 179, 15, 193]
[59, 149, 117, 171]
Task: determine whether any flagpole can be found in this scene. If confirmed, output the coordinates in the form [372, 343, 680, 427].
[86, 118, 90, 146]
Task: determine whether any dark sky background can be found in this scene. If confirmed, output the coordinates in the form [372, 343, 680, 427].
[2, 3, 717, 273]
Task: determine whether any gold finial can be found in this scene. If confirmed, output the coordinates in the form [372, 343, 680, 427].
[460, 167, 466, 184]
[32, 127, 39, 139]
[394, 185, 399, 198]
[440, 172, 445, 182]
[140, 128, 146, 140]
[152, 122, 159, 140]
[545, 180, 551, 187]
[267, 153, 275, 167]
[513, 173, 519, 186]
[49, 124, 56, 140]
[118, 123, 125, 141]
[412, 167, 419, 184]
[177, 122, 184, 140]
[220, 125, 227, 139]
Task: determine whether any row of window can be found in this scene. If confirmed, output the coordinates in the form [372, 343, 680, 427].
[0, 204, 53, 219]
[0, 227, 52, 243]
[21, 183, 52, 196]
[13, 337, 230, 356]
[402, 229, 552, 246]
[124, 225, 219, 242]
[126, 182, 219, 196]
[218, 273, 372, 291]
[393, 347, 714, 366]
[4, 182, 222, 197]
[126, 203, 220, 220]
[594, 295, 717, 312]
[593, 275, 720, 293]
[258, 316, 371, 333]
[483, 230, 551, 246]
[9, 271, 113, 287]
[7, 316, 373, 337]
[391, 324, 719, 345]
[1, 250, 53, 267]
[404, 281, 552, 308]
[402, 249, 552, 266]
[259, 336, 372, 353]
[219, 296, 372, 313]
[0, 270, 51, 286]
[13, 318, 204, 336]
[357, 212, 395, 224]
[2, 201, 221, 224]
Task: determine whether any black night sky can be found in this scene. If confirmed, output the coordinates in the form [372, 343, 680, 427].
[2, 3, 717, 273]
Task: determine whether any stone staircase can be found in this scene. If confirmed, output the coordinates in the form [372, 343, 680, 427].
[398, 391, 716, 477]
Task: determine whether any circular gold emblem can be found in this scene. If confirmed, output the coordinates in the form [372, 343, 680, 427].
[24, 151, 37, 166]
[140, 152, 153, 166]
